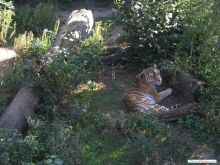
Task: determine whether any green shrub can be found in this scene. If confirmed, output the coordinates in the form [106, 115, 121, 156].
[121, 113, 168, 164]
[169, 0, 220, 112]
[0, 129, 38, 165]
[0, 58, 28, 91]
[115, 0, 184, 63]
[33, 21, 107, 116]
[15, 1, 57, 35]
[1, 24, 59, 92]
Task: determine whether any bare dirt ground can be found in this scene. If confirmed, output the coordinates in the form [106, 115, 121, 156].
[0, 60, 10, 78]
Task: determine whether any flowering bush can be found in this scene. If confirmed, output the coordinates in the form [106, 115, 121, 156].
[115, 0, 184, 62]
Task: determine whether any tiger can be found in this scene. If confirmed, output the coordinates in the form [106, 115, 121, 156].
[123, 64, 174, 113]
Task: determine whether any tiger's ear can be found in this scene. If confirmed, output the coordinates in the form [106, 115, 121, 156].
[135, 70, 144, 80]
[153, 64, 157, 69]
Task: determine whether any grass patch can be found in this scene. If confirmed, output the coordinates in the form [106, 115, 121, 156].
[178, 114, 220, 154]
[74, 88, 119, 112]
[76, 129, 128, 165]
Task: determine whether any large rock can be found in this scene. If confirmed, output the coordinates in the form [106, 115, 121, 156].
[0, 47, 17, 62]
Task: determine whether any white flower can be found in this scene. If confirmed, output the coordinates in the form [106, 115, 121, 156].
[151, 30, 158, 34]
[134, 2, 142, 10]
[166, 12, 173, 24]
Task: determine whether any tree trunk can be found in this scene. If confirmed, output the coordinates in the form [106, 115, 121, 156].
[0, 9, 94, 132]
[0, 86, 39, 131]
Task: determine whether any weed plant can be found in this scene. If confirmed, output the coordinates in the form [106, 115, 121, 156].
[15, 1, 57, 35]
[0, 0, 15, 46]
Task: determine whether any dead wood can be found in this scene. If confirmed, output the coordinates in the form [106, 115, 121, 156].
[161, 69, 205, 102]
[99, 47, 131, 65]
[155, 103, 198, 121]
[0, 86, 39, 131]
[119, 103, 198, 130]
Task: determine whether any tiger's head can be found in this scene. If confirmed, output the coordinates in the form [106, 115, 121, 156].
[136, 64, 162, 87]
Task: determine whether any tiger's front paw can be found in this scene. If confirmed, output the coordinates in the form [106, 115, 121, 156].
[166, 88, 172, 95]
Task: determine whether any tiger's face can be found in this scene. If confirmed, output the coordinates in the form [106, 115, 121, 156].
[137, 65, 162, 86]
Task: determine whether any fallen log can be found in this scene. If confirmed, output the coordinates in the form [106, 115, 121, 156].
[155, 103, 198, 121]
[0, 86, 39, 131]
[118, 103, 198, 130]
[161, 69, 205, 102]
[43, 9, 94, 65]
[99, 47, 131, 65]
[0, 9, 94, 132]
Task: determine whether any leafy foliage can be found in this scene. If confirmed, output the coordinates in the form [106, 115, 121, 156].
[168, 0, 220, 113]
[177, 114, 220, 153]
[0, 27, 58, 92]
[115, 0, 185, 63]
[15, 1, 57, 35]
[0, 129, 38, 164]
[33, 21, 108, 116]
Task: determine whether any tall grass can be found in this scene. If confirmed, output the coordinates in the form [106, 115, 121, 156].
[15, 1, 57, 35]
[0, 0, 16, 46]
[13, 31, 34, 51]
[13, 24, 60, 56]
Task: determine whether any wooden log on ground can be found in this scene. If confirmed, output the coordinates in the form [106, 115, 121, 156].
[119, 103, 198, 130]
[155, 103, 198, 121]
[161, 69, 205, 102]
[0, 9, 94, 132]
[99, 47, 131, 65]
[0, 86, 39, 131]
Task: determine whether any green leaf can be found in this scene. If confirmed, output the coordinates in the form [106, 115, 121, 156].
[45, 159, 53, 164]
[50, 155, 57, 159]
[54, 158, 64, 165]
